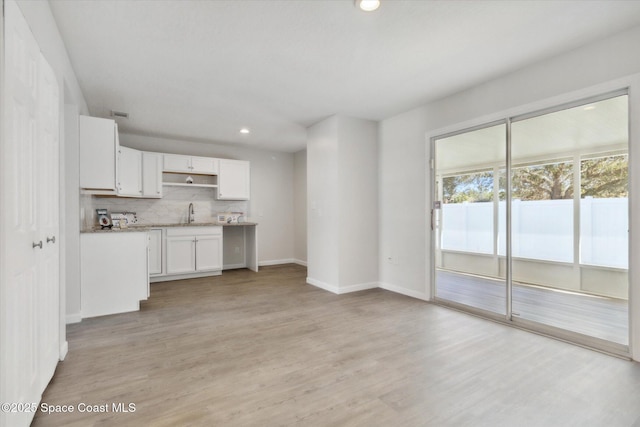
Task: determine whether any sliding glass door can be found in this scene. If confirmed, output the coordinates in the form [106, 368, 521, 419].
[510, 94, 629, 345]
[433, 92, 629, 350]
[434, 123, 507, 316]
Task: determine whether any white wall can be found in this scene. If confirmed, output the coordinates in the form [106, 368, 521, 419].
[307, 117, 340, 287]
[378, 24, 640, 359]
[338, 117, 378, 288]
[120, 133, 295, 264]
[293, 149, 307, 265]
[378, 106, 430, 300]
[64, 104, 81, 324]
[16, 1, 89, 343]
[307, 115, 378, 293]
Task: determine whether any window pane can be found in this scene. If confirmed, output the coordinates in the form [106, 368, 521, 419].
[512, 161, 573, 201]
[442, 171, 494, 254]
[443, 171, 494, 204]
[581, 155, 628, 198]
[510, 161, 574, 262]
[580, 155, 628, 268]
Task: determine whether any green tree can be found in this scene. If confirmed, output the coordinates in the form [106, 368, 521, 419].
[443, 171, 493, 203]
[511, 162, 573, 200]
[445, 155, 627, 203]
[581, 155, 628, 198]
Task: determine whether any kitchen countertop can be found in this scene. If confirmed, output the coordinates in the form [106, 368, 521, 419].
[81, 222, 258, 233]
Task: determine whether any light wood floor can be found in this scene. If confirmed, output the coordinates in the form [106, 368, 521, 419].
[437, 270, 628, 344]
[34, 264, 640, 426]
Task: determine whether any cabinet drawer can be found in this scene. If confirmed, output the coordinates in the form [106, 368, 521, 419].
[166, 226, 222, 237]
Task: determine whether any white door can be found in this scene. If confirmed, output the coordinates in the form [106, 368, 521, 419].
[195, 235, 223, 271]
[1, 1, 60, 425]
[118, 146, 142, 196]
[166, 236, 196, 274]
[218, 159, 250, 200]
[36, 51, 60, 393]
[142, 152, 162, 198]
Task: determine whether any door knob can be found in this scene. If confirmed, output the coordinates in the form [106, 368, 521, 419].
[32, 241, 43, 249]
[47, 236, 56, 244]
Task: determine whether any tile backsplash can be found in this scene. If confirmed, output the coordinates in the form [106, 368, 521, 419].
[82, 186, 248, 229]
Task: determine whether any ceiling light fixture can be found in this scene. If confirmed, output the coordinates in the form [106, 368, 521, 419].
[240, 128, 250, 134]
[355, 0, 380, 12]
[583, 105, 596, 111]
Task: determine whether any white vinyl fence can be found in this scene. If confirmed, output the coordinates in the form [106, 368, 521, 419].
[441, 197, 628, 269]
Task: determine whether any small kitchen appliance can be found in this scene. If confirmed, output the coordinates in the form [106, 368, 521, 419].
[217, 212, 244, 224]
[96, 209, 112, 229]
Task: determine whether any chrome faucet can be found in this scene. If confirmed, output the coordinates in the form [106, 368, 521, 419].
[188, 203, 195, 224]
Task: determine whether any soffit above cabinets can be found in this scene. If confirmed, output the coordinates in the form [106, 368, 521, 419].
[49, 1, 640, 152]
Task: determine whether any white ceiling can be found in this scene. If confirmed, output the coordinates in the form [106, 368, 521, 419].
[49, 1, 640, 153]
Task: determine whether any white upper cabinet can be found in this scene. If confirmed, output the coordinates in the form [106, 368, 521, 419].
[107, 148, 163, 199]
[218, 159, 250, 200]
[117, 146, 142, 197]
[80, 115, 119, 193]
[191, 156, 218, 174]
[164, 154, 219, 175]
[163, 154, 191, 173]
[142, 152, 163, 198]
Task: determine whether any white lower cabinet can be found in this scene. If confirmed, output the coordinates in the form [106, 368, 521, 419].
[81, 232, 149, 318]
[148, 229, 163, 275]
[195, 234, 223, 271]
[165, 227, 222, 275]
[166, 234, 196, 274]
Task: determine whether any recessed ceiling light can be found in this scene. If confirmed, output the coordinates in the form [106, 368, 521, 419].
[583, 105, 596, 111]
[355, 0, 380, 12]
[240, 128, 250, 134]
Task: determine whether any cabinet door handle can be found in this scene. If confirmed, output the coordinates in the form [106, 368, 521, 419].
[47, 236, 56, 244]
[33, 241, 43, 249]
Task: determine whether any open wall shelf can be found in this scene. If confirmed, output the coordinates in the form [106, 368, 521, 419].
[162, 172, 218, 188]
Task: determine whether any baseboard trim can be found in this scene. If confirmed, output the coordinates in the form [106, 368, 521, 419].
[379, 282, 430, 301]
[66, 313, 82, 324]
[59, 340, 69, 361]
[150, 270, 222, 282]
[292, 259, 308, 267]
[339, 281, 379, 294]
[306, 278, 378, 295]
[223, 263, 247, 270]
[259, 258, 297, 266]
[306, 277, 339, 293]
